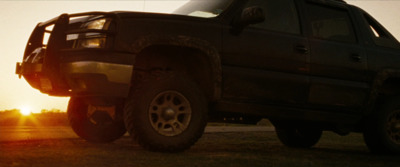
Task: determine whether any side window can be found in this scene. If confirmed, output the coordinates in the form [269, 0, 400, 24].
[306, 3, 356, 43]
[363, 14, 389, 38]
[363, 13, 400, 48]
[245, 0, 300, 34]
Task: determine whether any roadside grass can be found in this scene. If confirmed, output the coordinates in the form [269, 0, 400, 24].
[1, 130, 399, 167]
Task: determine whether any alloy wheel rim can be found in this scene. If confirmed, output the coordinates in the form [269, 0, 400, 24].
[386, 110, 400, 145]
[148, 90, 192, 136]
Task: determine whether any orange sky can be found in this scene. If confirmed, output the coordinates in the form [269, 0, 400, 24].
[0, 0, 399, 113]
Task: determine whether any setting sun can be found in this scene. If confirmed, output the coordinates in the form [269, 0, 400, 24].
[19, 107, 32, 116]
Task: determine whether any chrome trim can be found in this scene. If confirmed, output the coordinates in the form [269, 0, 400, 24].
[66, 34, 79, 41]
[61, 61, 133, 84]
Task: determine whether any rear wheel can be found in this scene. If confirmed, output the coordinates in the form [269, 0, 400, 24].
[363, 97, 400, 154]
[273, 121, 322, 148]
[67, 97, 126, 143]
[124, 72, 208, 152]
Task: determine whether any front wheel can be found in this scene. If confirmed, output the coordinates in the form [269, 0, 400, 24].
[67, 98, 126, 143]
[363, 97, 400, 154]
[124, 72, 208, 152]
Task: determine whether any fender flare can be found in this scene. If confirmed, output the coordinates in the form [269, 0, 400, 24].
[368, 69, 400, 112]
[129, 35, 222, 100]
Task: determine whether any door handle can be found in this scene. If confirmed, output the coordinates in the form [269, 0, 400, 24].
[295, 45, 309, 54]
[351, 54, 362, 62]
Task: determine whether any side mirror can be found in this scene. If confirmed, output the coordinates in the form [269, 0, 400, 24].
[233, 6, 265, 28]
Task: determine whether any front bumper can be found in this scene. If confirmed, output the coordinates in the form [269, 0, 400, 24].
[61, 61, 133, 97]
[16, 58, 133, 97]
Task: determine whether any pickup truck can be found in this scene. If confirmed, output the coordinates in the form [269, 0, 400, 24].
[16, 0, 400, 153]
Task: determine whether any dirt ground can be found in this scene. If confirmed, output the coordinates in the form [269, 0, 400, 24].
[1, 126, 399, 167]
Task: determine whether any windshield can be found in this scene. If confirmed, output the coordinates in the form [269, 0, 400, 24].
[173, 0, 235, 18]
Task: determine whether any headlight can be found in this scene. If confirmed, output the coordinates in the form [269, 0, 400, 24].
[76, 37, 106, 48]
[76, 33, 107, 48]
[83, 18, 111, 30]
[67, 17, 113, 49]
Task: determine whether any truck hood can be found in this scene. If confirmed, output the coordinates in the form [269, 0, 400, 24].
[112, 10, 220, 23]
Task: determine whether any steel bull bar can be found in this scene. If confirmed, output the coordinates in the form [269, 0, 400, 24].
[16, 12, 126, 97]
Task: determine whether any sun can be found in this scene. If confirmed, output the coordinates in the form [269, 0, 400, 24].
[19, 106, 32, 116]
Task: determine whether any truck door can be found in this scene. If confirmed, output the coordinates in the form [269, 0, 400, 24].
[222, 0, 310, 106]
[304, 1, 369, 111]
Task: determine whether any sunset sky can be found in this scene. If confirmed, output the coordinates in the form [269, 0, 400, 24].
[0, 0, 399, 113]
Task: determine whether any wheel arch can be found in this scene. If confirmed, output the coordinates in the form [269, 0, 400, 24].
[129, 35, 222, 101]
[368, 69, 400, 113]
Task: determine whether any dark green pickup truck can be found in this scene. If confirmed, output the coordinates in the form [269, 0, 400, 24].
[16, 0, 400, 153]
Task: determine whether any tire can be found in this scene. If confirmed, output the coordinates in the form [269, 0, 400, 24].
[363, 97, 400, 154]
[273, 121, 322, 148]
[67, 97, 126, 143]
[124, 72, 208, 152]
